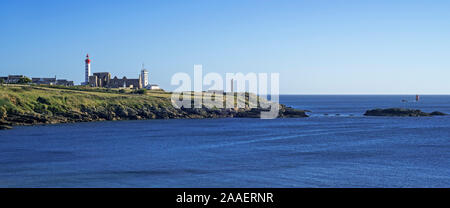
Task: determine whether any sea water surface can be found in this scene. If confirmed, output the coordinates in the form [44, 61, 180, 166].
[1, 95, 449, 187]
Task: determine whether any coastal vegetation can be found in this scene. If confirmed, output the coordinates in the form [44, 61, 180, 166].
[0, 85, 307, 130]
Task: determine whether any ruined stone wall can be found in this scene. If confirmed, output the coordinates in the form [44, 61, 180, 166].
[108, 77, 142, 89]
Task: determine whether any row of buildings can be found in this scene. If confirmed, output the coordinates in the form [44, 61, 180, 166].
[83, 54, 160, 90]
[87, 72, 142, 89]
[0, 75, 27, 84]
[32, 77, 74, 86]
[0, 75, 74, 86]
[1, 54, 160, 90]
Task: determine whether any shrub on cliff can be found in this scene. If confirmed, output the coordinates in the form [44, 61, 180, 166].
[17, 77, 32, 84]
[37, 97, 51, 105]
[134, 89, 147, 94]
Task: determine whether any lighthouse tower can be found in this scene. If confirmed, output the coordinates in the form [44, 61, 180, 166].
[84, 54, 91, 85]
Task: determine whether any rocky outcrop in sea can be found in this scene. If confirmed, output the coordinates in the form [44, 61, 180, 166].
[364, 108, 447, 117]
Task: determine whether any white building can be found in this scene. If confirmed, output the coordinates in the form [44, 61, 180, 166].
[148, 84, 160, 90]
[141, 66, 149, 88]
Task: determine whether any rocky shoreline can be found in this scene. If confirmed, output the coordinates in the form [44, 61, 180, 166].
[3, 105, 450, 130]
[0, 104, 308, 130]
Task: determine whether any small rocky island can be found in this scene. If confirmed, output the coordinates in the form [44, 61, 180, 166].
[364, 108, 447, 117]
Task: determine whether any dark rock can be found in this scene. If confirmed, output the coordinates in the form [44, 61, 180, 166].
[0, 125, 12, 130]
[364, 108, 446, 117]
[236, 108, 262, 118]
[126, 108, 138, 119]
[279, 106, 309, 118]
[114, 106, 128, 118]
[430, 111, 447, 116]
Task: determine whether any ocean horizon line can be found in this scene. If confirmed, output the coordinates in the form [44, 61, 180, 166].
[276, 94, 450, 96]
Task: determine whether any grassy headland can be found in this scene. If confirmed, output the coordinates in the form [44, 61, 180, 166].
[0, 85, 307, 129]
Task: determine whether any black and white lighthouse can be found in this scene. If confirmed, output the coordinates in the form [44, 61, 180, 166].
[84, 54, 91, 85]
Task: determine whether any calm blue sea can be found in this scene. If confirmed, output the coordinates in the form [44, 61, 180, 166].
[1, 95, 449, 187]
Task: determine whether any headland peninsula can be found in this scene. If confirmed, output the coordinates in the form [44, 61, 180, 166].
[0, 85, 308, 130]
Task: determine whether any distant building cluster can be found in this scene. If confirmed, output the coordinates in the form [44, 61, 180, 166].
[0, 75, 74, 86]
[82, 54, 160, 90]
[32, 77, 74, 86]
[1, 54, 160, 90]
[0, 75, 26, 84]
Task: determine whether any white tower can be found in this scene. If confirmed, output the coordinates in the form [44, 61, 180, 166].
[141, 64, 149, 88]
[85, 54, 91, 85]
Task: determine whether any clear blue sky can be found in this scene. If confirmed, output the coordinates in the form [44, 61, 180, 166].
[1, 0, 449, 94]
